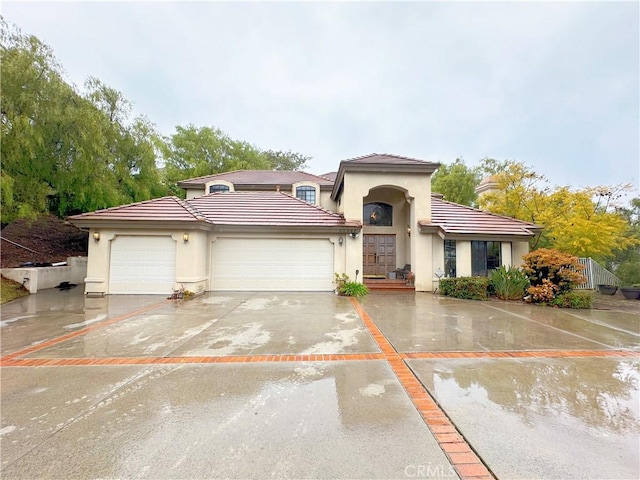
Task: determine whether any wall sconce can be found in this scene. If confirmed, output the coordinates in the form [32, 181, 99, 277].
[183, 233, 189, 243]
[349, 232, 359, 239]
[93, 231, 100, 242]
[406, 225, 411, 236]
[338, 236, 344, 246]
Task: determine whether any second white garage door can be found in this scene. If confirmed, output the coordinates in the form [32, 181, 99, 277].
[210, 238, 334, 291]
[109, 236, 176, 294]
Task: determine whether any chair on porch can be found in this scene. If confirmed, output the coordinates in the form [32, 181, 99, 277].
[394, 264, 411, 280]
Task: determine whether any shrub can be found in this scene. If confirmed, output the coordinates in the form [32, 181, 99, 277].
[551, 291, 593, 309]
[489, 266, 530, 300]
[522, 248, 586, 304]
[439, 277, 490, 300]
[522, 248, 586, 293]
[527, 279, 558, 303]
[334, 273, 369, 297]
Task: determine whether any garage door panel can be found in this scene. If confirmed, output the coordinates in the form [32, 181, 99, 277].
[109, 236, 176, 294]
[211, 238, 333, 291]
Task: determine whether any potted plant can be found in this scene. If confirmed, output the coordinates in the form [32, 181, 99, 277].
[597, 284, 618, 295]
[620, 285, 640, 300]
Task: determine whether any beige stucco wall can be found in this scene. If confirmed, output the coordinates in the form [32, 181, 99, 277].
[84, 228, 208, 295]
[340, 171, 434, 291]
[456, 241, 473, 277]
[512, 240, 530, 267]
[83, 227, 349, 294]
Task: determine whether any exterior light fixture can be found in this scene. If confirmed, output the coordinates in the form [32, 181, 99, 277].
[406, 225, 411, 236]
[349, 232, 359, 239]
[338, 236, 344, 246]
[93, 231, 100, 242]
[183, 233, 189, 243]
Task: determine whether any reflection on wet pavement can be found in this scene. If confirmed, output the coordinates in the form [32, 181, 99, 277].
[409, 357, 640, 479]
[362, 293, 640, 351]
[1, 362, 453, 479]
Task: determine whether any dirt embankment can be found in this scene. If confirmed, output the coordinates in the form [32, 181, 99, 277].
[0, 215, 88, 268]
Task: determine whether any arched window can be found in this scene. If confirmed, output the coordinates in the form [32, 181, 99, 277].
[209, 184, 230, 193]
[296, 186, 316, 204]
[364, 202, 393, 226]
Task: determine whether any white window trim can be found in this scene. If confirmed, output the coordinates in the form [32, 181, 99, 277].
[292, 181, 319, 205]
[205, 180, 235, 194]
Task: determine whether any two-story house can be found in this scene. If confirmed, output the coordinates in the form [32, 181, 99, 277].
[69, 153, 540, 295]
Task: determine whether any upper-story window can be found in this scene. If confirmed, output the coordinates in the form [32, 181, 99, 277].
[296, 186, 316, 204]
[364, 202, 393, 226]
[209, 184, 230, 193]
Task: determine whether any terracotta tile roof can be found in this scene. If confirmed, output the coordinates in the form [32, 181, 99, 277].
[342, 153, 438, 166]
[188, 192, 359, 227]
[68, 197, 204, 222]
[177, 170, 334, 188]
[422, 196, 542, 236]
[320, 171, 338, 181]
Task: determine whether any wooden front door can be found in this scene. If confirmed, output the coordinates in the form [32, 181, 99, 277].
[363, 235, 396, 277]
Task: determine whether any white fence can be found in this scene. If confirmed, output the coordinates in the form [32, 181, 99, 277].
[575, 257, 620, 290]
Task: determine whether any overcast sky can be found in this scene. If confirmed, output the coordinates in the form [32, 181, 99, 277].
[3, 1, 639, 195]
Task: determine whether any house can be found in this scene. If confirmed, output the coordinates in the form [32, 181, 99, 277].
[68, 153, 541, 295]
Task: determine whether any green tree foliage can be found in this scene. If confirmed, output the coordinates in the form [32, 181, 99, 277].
[431, 158, 481, 206]
[0, 19, 167, 221]
[477, 160, 638, 262]
[160, 125, 310, 196]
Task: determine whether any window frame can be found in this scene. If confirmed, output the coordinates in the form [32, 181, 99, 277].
[363, 202, 393, 226]
[209, 184, 230, 194]
[471, 241, 501, 277]
[295, 185, 316, 204]
[444, 240, 456, 277]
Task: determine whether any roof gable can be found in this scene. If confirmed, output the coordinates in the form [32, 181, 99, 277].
[187, 191, 357, 227]
[422, 196, 542, 236]
[342, 153, 439, 166]
[177, 170, 334, 189]
[68, 196, 204, 223]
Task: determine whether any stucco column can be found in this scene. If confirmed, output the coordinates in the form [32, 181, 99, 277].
[456, 241, 472, 277]
[173, 231, 208, 294]
[501, 242, 512, 268]
[410, 197, 433, 292]
[83, 229, 112, 294]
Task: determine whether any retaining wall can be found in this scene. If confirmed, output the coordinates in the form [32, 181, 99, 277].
[1, 257, 87, 293]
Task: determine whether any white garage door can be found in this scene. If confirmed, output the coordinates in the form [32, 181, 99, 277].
[211, 238, 334, 291]
[109, 236, 176, 294]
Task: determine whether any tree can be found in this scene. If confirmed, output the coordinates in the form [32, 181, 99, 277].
[262, 149, 309, 171]
[1, 19, 166, 220]
[477, 160, 638, 262]
[431, 158, 481, 206]
[160, 125, 312, 196]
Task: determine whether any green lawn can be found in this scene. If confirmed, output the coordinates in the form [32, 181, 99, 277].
[1, 276, 29, 304]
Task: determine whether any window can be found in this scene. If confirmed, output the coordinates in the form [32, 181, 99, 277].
[296, 186, 316, 204]
[209, 184, 230, 193]
[444, 240, 456, 277]
[364, 202, 393, 226]
[471, 241, 501, 277]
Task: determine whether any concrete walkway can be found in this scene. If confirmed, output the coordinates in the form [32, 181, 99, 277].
[1, 290, 638, 479]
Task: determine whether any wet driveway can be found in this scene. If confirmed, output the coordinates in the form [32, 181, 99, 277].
[1, 290, 638, 479]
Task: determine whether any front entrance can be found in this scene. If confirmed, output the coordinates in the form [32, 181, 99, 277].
[363, 234, 396, 277]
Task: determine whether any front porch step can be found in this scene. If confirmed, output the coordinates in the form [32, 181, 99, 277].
[364, 278, 415, 291]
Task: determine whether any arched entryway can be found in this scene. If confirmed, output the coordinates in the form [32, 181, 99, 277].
[362, 187, 411, 278]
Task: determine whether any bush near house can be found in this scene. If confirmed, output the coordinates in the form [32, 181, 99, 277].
[522, 248, 590, 308]
[333, 273, 369, 297]
[489, 266, 530, 300]
[551, 291, 593, 309]
[439, 277, 490, 300]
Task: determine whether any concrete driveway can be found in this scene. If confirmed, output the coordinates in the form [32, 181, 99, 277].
[1, 290, 638, 479]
